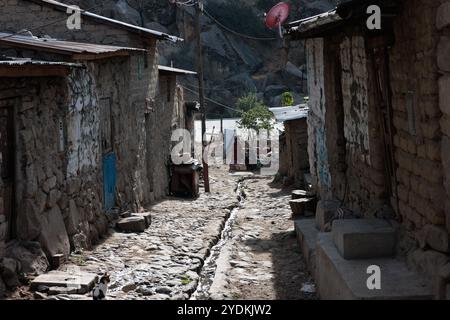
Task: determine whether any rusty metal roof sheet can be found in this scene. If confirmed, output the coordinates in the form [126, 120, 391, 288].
[0, 32, 146, 59]
[285, 0, 400, 39]
[269, 105, 309, 122]
[158, 65, 197, 76]
[0, 58, 82, 68]
[285, 9, 342, 37]
[24, 0, 183, 43]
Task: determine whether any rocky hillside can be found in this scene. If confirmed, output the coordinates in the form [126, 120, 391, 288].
[65, 0, 337, 117]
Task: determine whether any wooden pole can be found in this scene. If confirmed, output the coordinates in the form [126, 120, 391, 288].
[195, 0, 210, 192]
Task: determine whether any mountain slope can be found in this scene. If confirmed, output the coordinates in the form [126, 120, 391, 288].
[63, 0, 336, 116]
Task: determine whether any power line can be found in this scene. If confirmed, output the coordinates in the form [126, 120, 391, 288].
[203, 8, 277, 41]
[181, 85, 243, 114]
[182, 82, 247, 92]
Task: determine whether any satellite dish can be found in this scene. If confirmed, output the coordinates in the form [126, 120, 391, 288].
[265, 2, 290, 38]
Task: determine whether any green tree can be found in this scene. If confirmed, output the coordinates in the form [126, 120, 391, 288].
[236, 93, 260, 112]
[281, 91, 294, 107]
[238, 105, 274, 132]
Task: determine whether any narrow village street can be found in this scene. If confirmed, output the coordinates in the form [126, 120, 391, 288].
[14, 166, 314, 300]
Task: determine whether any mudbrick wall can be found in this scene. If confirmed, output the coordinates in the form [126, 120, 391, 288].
[306, 34, 386, 214]
[306, 37, 332, 200]
[305, 0, 450, 288]
[284, 118, 309, 187]
[147, 73, 178, 201]
[390, 0, 450, 282]
[338, 34, 387, 215]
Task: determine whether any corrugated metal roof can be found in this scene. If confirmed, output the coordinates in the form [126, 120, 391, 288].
[285, 0, 400, 38]
[0, 58, 82, 68]
[24, 0, 183, 43]
[158, 65, 197, 75]
[285, 9, 342, 36]
[0, 32, 146, 58]
[269, 105, 309, 122]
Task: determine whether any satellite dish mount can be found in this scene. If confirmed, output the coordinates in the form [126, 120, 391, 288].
[265, 2, 290, 38]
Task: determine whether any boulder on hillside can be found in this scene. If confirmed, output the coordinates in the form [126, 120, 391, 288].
[264, 85, 289, 99]
[145, 22, 169, 34]
[111, 0, 142, 26]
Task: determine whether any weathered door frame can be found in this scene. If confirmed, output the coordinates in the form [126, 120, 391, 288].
[99, 97, 116, 211]
[369, 35, 399, 214]
[0, 98, 17, 240]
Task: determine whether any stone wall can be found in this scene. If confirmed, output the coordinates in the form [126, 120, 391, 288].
[0, 50, 165, 262]
[0, 76, 73, 259]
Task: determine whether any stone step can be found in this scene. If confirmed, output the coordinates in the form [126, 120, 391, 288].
[315, 200, 341, 232]
[132, 212, 152, 228]
[117, 216, 147, 233]
[31, 271, 98, 294]
[292, 190, 315, 200]
[294, 219, 319, 277]
[289, 198, 316, 217]
[316, 233, 433, 300]
[332, 219, 397, 260]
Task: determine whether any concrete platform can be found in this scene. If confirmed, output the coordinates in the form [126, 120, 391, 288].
[294, 219, 319, 276]
[31, 271, 98, 294]
[332, 219, 397, 259]
[316, 233, 433, 300]
[315, 200, 340, 231]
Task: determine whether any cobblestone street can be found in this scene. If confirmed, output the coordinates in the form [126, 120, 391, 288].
[14, 166, 315, 300]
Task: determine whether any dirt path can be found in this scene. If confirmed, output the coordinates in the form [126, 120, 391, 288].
[199, 174, 317, 300]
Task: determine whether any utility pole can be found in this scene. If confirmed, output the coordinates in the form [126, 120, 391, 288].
[194, 0, 210, 192]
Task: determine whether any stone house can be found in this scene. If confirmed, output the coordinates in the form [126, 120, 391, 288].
[0, 34, 160, 259]
[286, 0, 450, 298]
[270, 105, 309, 187]
[148, 66, 198, 201]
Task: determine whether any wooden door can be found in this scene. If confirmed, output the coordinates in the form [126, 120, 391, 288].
[372, 45, 398, 211]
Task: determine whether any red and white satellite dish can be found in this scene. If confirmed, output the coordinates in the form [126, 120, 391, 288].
[265, 2, 290, 37]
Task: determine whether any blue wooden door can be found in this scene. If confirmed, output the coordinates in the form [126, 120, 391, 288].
[103, 153, 116, 211]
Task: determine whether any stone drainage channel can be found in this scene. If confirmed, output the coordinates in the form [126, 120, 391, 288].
[190, 180, 245, 300]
